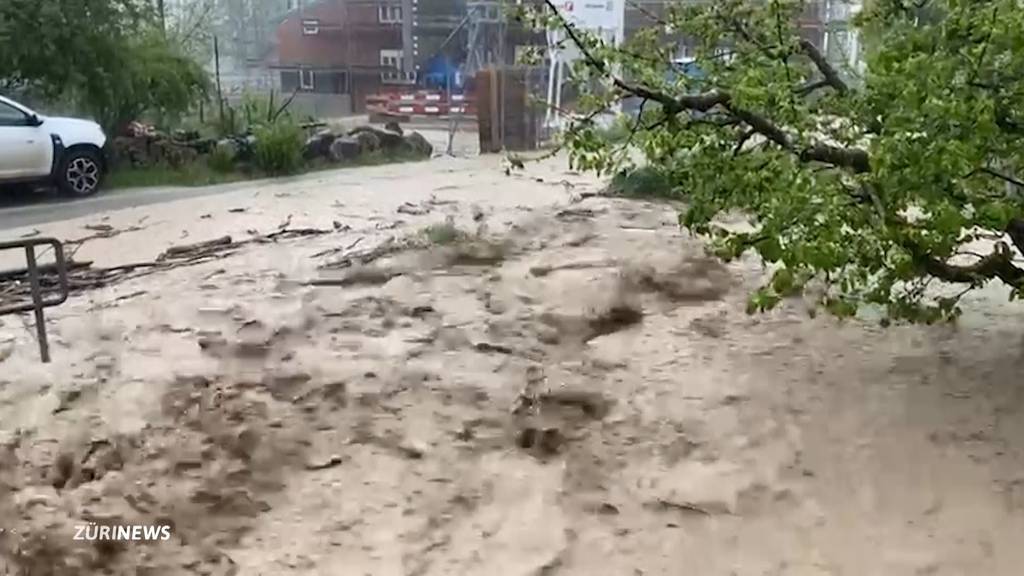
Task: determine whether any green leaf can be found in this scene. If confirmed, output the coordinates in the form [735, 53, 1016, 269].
[756, 237, 783, 263]
[771, 267, 797, 295]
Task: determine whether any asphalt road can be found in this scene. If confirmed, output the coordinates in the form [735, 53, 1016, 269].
[0, 129, 476, 231]
[0, 180, 264, 231]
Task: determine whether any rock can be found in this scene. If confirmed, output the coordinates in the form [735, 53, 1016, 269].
[108, 136, 148, 168]
[236, 134, 257, 161]
[353, 130, 381, 153]
[329, 137, 362, 162]
[397, 439, 427, 459]
[397, 202, 430, 215]
[349, 125, 404, 151]
[215, 139, 239, 161]
[152, 139, 199, 168]
[173, 129, 201, 142]
[305, 454, 344, 470]
[192, 138, 217, 154]
[303, 130, 337, 159]
[404, 131, 433, 157]
[110, 134, 201, 168]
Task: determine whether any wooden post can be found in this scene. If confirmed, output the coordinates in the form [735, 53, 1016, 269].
[490, 69, 501, 151]
[215, 36, 225, 130]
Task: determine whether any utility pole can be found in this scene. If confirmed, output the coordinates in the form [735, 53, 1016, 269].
[402, 0, 415, 76]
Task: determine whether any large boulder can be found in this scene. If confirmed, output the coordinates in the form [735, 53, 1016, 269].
[213, 139, 240, 164]
[353, 130, 381, 154]
[109, 135, 199, 168]
[349, 125, 404, 152]
[109, 136, 148, 168]
[152, 140, 199, 168]
[215, 138, 238, 157]
[404, 131, 433, 158]
[304, 130, 337, 159]
[233, 134, 257, 162]
[172, 129, 201, 143]
[328, 137, 362, 162]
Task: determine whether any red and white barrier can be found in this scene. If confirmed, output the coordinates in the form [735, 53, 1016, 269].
[366, 90, 476, 118]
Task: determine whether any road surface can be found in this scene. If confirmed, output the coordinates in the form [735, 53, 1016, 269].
[0, 175, 316, 230]
[0, 128, 474, 231]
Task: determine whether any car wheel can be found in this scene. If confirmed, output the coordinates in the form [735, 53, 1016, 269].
[58, 148, 104, 197]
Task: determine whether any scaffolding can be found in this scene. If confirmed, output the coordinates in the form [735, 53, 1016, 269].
[464, 1, 506, 76]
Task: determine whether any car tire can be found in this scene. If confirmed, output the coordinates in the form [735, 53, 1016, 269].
[57, 148, 104, 197]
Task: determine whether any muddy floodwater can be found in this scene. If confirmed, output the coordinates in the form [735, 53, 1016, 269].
[1, 139, 1023, 575]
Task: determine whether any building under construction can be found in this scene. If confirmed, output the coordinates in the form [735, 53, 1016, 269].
[251, 0, 860, 117]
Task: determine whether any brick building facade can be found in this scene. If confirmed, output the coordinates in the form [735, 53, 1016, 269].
[267, 0, 410, 113]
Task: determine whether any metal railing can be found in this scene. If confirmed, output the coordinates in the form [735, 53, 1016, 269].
[0, 238, 70, 363]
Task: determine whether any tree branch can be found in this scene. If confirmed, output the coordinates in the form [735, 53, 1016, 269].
[921, 247, 1024, 288]
[794, 79, 830, 97]
[543, 0, 872, 173]
[798, 39, 848, 95]
[625, 0, 668, 27]
[800, 143, 872, 173]
[733, 129, 755, 156]
[1007, 218, 1024, 258]
[976, 166, 1024, 188]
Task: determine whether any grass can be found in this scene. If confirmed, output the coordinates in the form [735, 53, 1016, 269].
[106, 164, 248, 189]
[106, 149, 431, 191]
[329, 148, 428, 168]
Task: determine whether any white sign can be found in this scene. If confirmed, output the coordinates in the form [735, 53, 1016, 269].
[557, 0, 624, 34]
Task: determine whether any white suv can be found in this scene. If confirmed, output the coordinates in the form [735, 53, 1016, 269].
[0, 95, 108, 197]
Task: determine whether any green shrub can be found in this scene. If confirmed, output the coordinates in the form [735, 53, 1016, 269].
[607, 166, 678, 199]
[252, 121, 304, 175]
[207, 145, 236, 173]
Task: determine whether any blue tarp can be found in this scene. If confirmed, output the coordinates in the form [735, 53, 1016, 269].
[422, 56, 463, 90]
[669, 58, 706, 81]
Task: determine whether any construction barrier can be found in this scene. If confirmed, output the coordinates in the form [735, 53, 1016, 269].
[366, 90, 476, 118]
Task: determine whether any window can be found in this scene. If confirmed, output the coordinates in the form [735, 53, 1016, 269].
[302, 19, 320, 35]
[378, 5, 402, 23]
[300, 69, 315, 90]
[380, 49, 404, 70]
[0, 101, 29, 127]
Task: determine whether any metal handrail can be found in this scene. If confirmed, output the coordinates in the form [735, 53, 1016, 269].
[0, 238, 70, 363]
